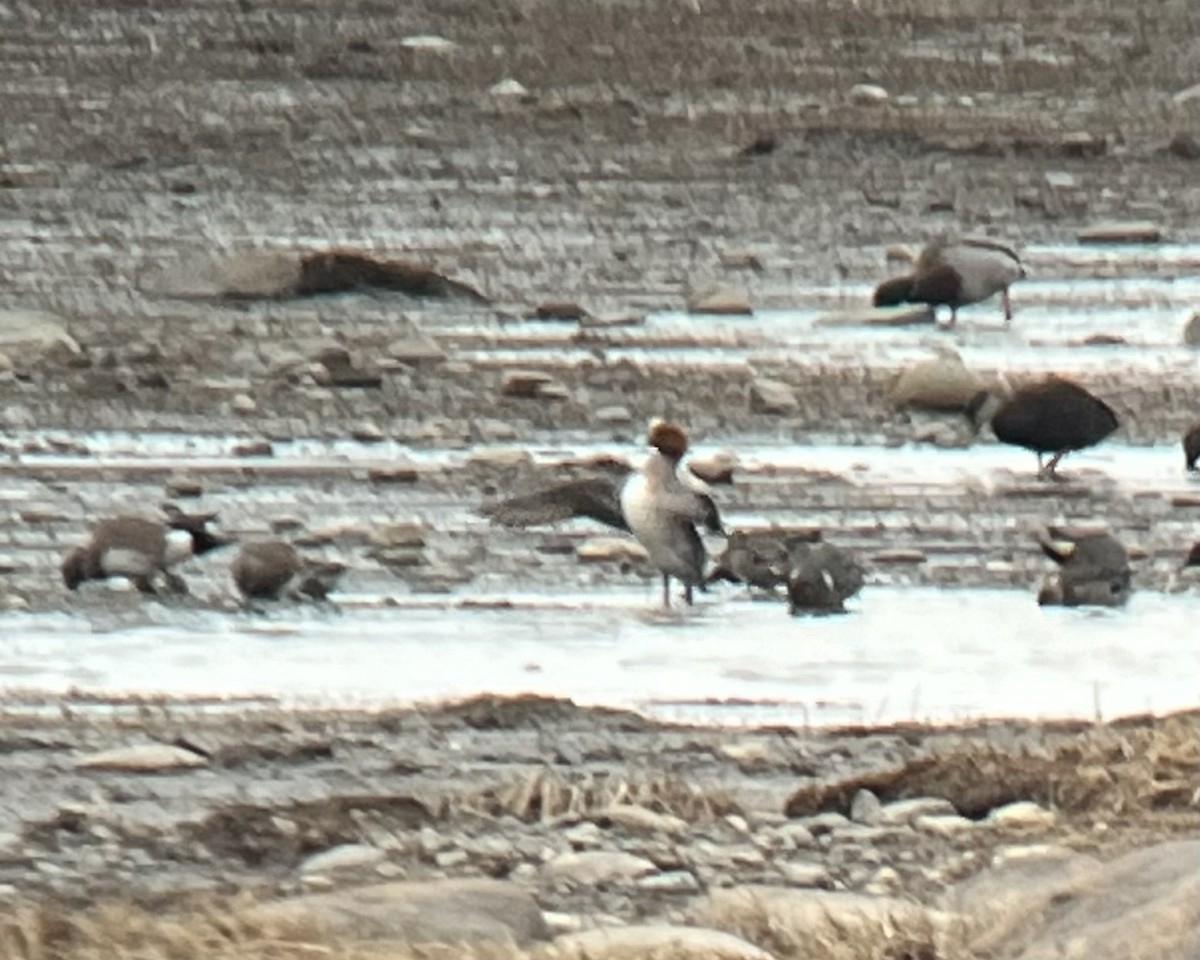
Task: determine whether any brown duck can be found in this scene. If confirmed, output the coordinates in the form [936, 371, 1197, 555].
[1183, 421, 1200, 472]
[231, 540, 345, 602]
[971, 376, 1118, 480]
[873, 237, 1025, 327]
[1036, 527, 1130, 608]
[61, 507, 230, 594]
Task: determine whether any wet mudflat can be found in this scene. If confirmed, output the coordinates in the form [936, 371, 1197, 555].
[0, 0, 1198, 955]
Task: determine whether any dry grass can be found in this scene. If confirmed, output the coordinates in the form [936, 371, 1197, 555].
[455, 767, 739, 823]
[0, 897, 529, 960]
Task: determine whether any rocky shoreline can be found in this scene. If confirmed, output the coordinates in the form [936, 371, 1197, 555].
[0, 697, 1196, 958]
[1, 0, 1198, 955]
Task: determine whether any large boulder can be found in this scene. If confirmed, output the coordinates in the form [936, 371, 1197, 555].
[693, 886, 946, 956]
[889, 348, 985, 413]
[246, 878, 549, 947]
[947, 841, 1200, 960]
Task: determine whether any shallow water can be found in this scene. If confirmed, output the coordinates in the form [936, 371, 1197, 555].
[2, 587, 1197, 728]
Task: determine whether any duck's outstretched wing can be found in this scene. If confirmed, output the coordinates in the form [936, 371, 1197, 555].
[479, 477, 628, 531]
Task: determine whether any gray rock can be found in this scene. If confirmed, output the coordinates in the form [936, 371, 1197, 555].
[695, 886, 947, 952]
[246, 878, 549, 946]
[849, 82, 889, 105]
[815, 305, 934, 327]
[299, 843, 385, 875]
[849, 788, 883, 824]
[1077, 221, 1163, 244]
[577, 538, 649, 564]
[948, 840, 1200, 960]
[544, 850, 658, 886]
[915, 813, 976, 837]
[889, 349, 985, 413]
[778, 860, 829, 887]
[635, 870, 700, 893]
[876, 797, 957, 826]
[987, 801, 1056, 829]
[749, 378, 798, 415]
[687, 283, 753, 315]
[598, 804, 688, 837]
[1183, 311, 1200, 347]
[76, 744, 207, 772]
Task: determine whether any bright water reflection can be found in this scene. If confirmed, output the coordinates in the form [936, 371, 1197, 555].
[1, 588, 1196, 728]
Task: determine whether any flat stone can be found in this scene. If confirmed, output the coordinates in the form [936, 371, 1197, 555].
[1077, 221, 1162, 244]
[687, 283, 753, 315]
[350, 421, 384, 443]
[367, 463, 419, 483]
[986, 801, 1057, 829]
[597, 804, 688, 837]
[635, 870, 700, 893]
[533, 300, 589, 320]
[490, 78, 529, 98]
[371, 522, 426, 548]
[916, 814, 976, 837]
[870, 548, 927, 564]
[548, 925, 773, 960]
[231, 393, 257, 415]
[577, 537, 648, 564]
[400, 35, 458, 51]
[876, 797, 958, 825]
[778, 860, 829, 887]
[232, 439, 274, 458]
[300, 843, 386, 875]
[815, 305, 934, 327]
[385, 335, 446, 365]
[544, 850, 657, 885]
[849, 82, 889, 105]
[76, 744, 207, 772]
[719, 249, 765, 271]
[688, 451, 738, 485]
[468, 447, 534, 468]
[501, 369, 566, 399]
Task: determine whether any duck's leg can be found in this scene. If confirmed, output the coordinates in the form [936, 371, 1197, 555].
[947, 305, 958, 328]
[1040, 450, 1067, 481]
[684, 584, 694, 606]
[661, 574, 671, 608]
[1036, 451, 1045, 475]
[1002, 287, 1013, 323]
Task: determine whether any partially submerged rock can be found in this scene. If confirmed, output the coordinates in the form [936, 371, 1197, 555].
[144, 248, 488, 302]
[816, 305, 935, 327]
[688, 283, 753, 315]
[889, 348, 986, 413]
[1076, 221, 1163, 244]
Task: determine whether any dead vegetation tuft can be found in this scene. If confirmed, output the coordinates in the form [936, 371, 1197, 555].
[457, 767, 739, 823]
[0, 896, 528, 960]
